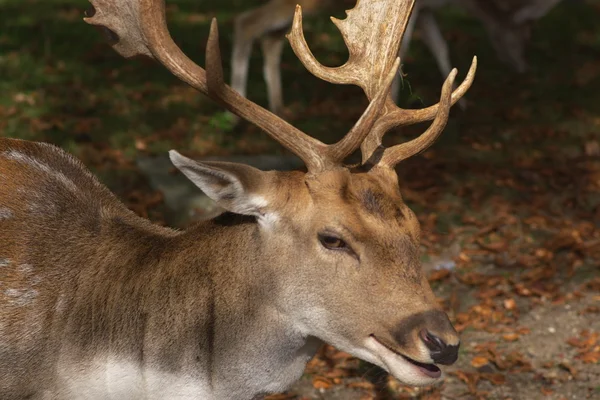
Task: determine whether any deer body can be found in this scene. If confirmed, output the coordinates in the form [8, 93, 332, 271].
[1, 0, 478, 398]
[0, 139, 321, 399]
[0, 138, 453, 399]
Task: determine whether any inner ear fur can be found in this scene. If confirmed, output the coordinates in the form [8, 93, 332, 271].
[169, 150, 272, 217]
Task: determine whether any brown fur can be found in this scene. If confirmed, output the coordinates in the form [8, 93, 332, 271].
[0, 138, 457, 398]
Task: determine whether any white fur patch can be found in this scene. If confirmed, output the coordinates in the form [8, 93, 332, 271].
[0, 207, 14, 219]
[55, 294, 67, 313]
[248, 195, 268, 209]
[4, 288, 38, 306]
[248, 195, 279, 229]
[18, 263, 34, 274]
[1, 261, 39, 306]
[59, 359, 211, 400]
[259, 212, 279, 229]
[363, 336, 442, 387]
[3, 150, 79, 193]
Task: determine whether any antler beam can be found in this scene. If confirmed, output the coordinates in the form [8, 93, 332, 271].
[85, 0, 333, 171]
[86, 0, 475, 172]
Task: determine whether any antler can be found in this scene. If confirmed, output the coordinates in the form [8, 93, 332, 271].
[84, 0, 401, 172]
[288, 0, 477, 167]
[85, 0, 330, 171]
[85, 0, 475, 171]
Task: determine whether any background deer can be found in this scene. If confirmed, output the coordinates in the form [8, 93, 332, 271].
[0, 0, 476, 398]
[460, 0, 564, 73]
[232, 0, 562, 115]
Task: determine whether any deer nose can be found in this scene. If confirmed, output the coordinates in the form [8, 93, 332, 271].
[419, 329, 459, 365]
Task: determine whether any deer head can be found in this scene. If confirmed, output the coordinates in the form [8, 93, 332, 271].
[84, 0, 476, 387]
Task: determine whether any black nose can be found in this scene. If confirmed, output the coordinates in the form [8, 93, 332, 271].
[420, 329, 459, 365]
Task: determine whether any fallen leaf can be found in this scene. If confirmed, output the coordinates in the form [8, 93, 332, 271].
[470, 356, 490, 368]
[540, 387, 554, 395]
[503, 298, 517, 310]
[312, 376, 333, 390]
[480, 373, 506, 385]
[346, 381, 375, 390]
[503, 333, 520, 342]
[558, 361, 578, 377]
[428, 269, 451, 282]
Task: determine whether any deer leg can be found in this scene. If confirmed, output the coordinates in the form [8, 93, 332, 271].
[231, 0, 296, 115]
[458, 0, 528, 73]
[513, 0, 562, 23]
[392, 6, 420, 103]
[260, 32, 286, 116]
[419, 11, 452, 81]
[418, 10, 466, 110]
[231, 14, 258, 101]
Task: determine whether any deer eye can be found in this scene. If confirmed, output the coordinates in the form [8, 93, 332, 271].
[318, 234, 347, 250]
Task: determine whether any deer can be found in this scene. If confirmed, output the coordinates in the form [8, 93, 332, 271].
[0, 0, 477, 398]
[231, 0, 562, 116]
[459, 0, 563, 73]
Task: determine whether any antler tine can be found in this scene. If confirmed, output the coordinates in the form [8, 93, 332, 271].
[378, 68, 457, 167]
[85, 0, 331, 172]
[288, 2, 409, 98]
[328, 57, 400, 163]
[360, 56, 478, 163]
[205, 19, 225, 94]
[287, 6, 357, 86]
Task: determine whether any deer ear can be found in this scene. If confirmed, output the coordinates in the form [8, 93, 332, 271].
[169, 150, 270, 218]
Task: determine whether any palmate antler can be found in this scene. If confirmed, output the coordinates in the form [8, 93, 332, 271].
[84, 0, 475, 172]
[288, 0, 477, 167]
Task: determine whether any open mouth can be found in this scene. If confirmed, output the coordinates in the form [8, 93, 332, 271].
[370, 334, 441, 379]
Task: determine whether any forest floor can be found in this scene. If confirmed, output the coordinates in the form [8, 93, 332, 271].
[1, 0, 599, 399]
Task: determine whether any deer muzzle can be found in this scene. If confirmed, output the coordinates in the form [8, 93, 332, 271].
[364, 309, 460, 385]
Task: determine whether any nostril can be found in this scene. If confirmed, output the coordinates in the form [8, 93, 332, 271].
[420, 329, 459, 365]
[420, 329, 445, 352]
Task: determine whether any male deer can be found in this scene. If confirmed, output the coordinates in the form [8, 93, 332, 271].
[232, 0, 561, 115]
[0, 0, 476, 399]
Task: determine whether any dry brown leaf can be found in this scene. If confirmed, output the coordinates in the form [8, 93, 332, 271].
[480, 373, 506, 385]
[323, 368, 350, 379]
[429, 269, 451, 282]
[470, 356, 490, 368]
[540, 387, 554, 395]
[576, 350, 600, 364]
[503, 333, 520, 342]
[312, 376, 333, 390]
[346, 381, 375, 390]
[558, 361, 578, 377]
[503, 298, 517, 310]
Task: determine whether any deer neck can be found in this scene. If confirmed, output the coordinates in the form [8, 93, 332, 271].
[54, 211, 318, 399]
